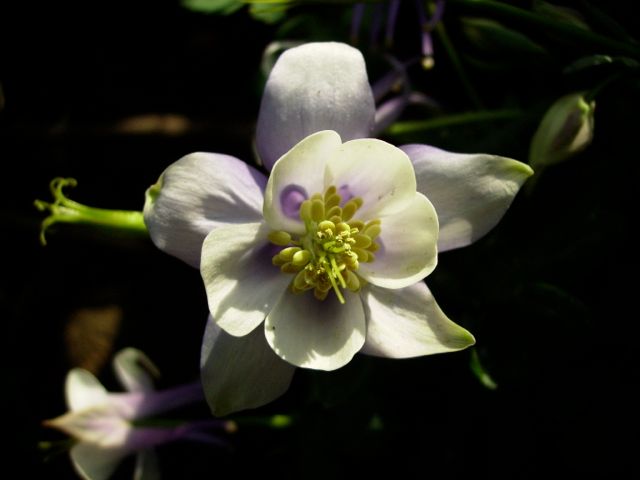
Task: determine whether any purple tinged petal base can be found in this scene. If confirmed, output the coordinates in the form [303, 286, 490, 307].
[143, 152, 266, 268]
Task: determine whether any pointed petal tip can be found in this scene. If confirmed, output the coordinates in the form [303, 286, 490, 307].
[452, 327, 476, 351]
[508, 158, 535, 179]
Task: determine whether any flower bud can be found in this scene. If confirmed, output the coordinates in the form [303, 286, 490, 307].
[529, 92, 595, 168]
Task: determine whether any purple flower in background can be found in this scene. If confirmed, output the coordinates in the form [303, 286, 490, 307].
[143, 42, 532, 416]
[44, 348, 231, 480]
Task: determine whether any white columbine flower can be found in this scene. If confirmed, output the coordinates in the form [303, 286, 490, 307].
[44, 348, 228, 480]
[143, 42, 533, 416]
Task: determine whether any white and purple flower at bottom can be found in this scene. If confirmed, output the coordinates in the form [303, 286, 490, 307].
[44, 348, 232, 480]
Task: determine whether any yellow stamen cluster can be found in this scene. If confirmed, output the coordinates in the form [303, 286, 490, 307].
[269, 185, 381, 303]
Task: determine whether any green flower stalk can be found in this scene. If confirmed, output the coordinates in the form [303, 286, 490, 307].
[34, 177, 147, 245]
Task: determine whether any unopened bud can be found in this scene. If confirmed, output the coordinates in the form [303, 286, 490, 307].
[529, 92, 595, 169]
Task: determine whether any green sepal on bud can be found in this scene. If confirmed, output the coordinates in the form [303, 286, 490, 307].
[529, 92, 595, 170]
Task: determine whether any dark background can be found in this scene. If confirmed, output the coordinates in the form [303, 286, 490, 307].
[2, 0, 639, 478]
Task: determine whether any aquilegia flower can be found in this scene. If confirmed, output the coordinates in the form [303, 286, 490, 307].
[144, 42, 532, 416]
[44, 348, 230, 480]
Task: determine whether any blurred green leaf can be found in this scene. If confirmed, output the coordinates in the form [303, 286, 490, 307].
[579, 0, 638, 44]
[181, 0, 243, 15]
[461, 17, 548, 57]
[533, 0, 590, 31]
[249, 2, 289, 23]
[564, 54, 639, 74]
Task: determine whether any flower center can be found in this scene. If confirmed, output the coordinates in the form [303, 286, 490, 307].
[268, 185, 381, 303]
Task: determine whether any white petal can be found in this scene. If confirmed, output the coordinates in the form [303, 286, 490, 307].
[201, 222, 291, 337]
[201, 316, 295, 416]
[70, 443, 127, 480]
[144, 152, 266, 267]
[263, 130, 340, 234]
[358, 193, 439, 289]
[256, 42, 375, 170]
[360, 283, 475, 358]
[401, 144, 533, 252]
[66, 369, 108, 412]
[112, 348, 160, 393]
[265, 290, 366, 371]
[45, 405, 130, 446]
[324, 138, 417, 219]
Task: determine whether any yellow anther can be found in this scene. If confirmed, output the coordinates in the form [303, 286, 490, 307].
[353, 247, 370, 263]
[325, 194, 341, 209]
[349, 220, 365, 231]
[326, 205, 342, 219]
[329, 215, 342, 224]
[369, 242, 380, 252]
[281, 262, 303, 274]
[311, 199, 325, 222]
[272, 254, 287, 266]
[278, 246, 301, 261]
[268, 230, 291, 246]
[318, 220, 336, 232]
[341, 197, 362, 221]
[345, 270, 361, 292]
[336, 222, 351, 234]
[292, 249, 312, 267]
[364, 223, 381, 239]
[299, 199, 312, 221]
[344, 252, 359, 269]
[311, 193, 323, 202]
[353, 234, 372, 249]
[293, 270, 310, 290]
[324, 185, 337, 197]
[366, 252, 376, 263]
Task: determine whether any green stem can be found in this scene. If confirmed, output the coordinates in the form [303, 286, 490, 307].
[470, 348, 498, 390]
[386, 109, 523, 136]
[34, 177, 148, 245]
[232, 414, 294, 429]
[448, 0, 640, 58]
